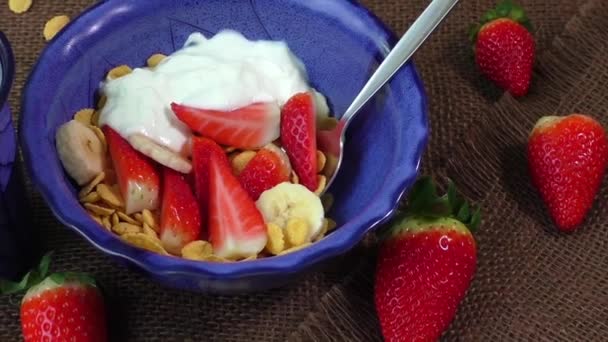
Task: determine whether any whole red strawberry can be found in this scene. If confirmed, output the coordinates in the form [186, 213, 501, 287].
[0, 253, 107, 342]
[375, 178, 479, 341]
[471, 1, 535, 97]
[528, 114, 608, 231]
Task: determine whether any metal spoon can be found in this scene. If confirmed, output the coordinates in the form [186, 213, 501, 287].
[319, 0, 459, 195]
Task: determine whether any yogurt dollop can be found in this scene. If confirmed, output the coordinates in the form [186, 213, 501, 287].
[99, 30, 311, 154]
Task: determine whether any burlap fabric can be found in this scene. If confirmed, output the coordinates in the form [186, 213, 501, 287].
[0, 0, 605, 340]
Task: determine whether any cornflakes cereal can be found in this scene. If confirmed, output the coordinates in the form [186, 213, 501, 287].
[285, 218, 309, 247]
[96, 96, 107, 110]
[121, 232, 168, 255]
[96, 183, 124, 208]
[323, 154, 338, 178]
[74, 108, 94, 125]
[318, 117, 338, 131]
[326, 218, 337, 231]
[112, 222, 141, 235]
[79, 191, 100, 204]
[316, 150, 327, 173]
[8, 0, 32, 14]
[142, 209, 157, 232]
[88, 125, 107, 152]
[142, 223, 159, 240]
[314, 175, 327, 195]
[321, 193, 334, 212]
[242, 254, 257, 261]
[133, 212, 144, 224]
[231, 150, 256, 175]
[89, 214, 103, 226]
[84, 203, 115, 216]
[202, 255, 229, 263]
[117, 211, 140, 226]
[314, 220, 328, 242]
[181, 240, 213, 261]
[43, 15, 70, 41]
[265, 223, 284, 255]
[111, 213, 120, 227]
[106, 65, 132, 80]
[79, 172, 105, 199]
[101, 216, 112, 231]
[146, 53, 167, 68]
[91, 111, 100, 127]
[278, 243, 312, 255]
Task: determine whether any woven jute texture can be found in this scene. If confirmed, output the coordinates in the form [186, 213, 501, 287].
[1, 0, 605, 341]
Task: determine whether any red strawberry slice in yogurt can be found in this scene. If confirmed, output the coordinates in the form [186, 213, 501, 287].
[191, 137, 228, 236]
[171, 102, 280, 150]
[103, 126, 160, 214]
[207, 150, 267, 259]
[238, 147, 290, 200]
[280, 92, 318, 191]
[160, 167, 202, 255]
[316, 119, 346, 179]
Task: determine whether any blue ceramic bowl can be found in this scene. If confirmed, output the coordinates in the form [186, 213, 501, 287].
[1, 31, 36, 280]
[20, 0, 428, 293]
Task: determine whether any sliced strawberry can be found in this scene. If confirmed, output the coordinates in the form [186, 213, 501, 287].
[159, 167, 202, 255]
[103, 126, 160, 214]
[191, 137, 228, 233]
[317, 120, 346, 178]
[281, 92, 318, 191]
[263, 143, 292, 177]
[317, 119, 346, 158]
[238, 149, 290, 200]
[171, 102, 280, 149]
[208, 151, 267, 259]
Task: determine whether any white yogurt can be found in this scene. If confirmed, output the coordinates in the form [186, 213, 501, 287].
[99, 30, 312, 154]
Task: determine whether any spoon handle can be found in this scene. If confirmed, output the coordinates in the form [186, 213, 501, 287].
[341, 0, 459, 122]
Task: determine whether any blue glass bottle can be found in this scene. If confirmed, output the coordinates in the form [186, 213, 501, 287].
[0, 31, 36, 280]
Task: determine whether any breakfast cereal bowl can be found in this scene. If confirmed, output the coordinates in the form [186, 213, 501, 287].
[20, 0, 428, 293]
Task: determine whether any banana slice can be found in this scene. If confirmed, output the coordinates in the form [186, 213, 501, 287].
[56, 120, 107, 185]
[128, 134, 192, 174]
[255, 182, 324, 241]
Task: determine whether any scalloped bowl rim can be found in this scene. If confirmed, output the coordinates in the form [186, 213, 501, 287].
[19, 0, 428, 280]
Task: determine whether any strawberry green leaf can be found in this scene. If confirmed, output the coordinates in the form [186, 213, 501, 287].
[468, 23, 481, 43]
[471, 0, 533, 43]
[37, 252, 52, 280]
[447, 180, 465, 214]
[470, 208, 482, 233]
[495, 0, 512, 17]
[401, 177, 482, 233]
[0, 252, 53, 295]
[406, 177, 451, 218]
[457, 202, 470, 223]
[0, 271, 34, 295]
[481, 9, 498, 23]
[49, 273, 66, 284]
